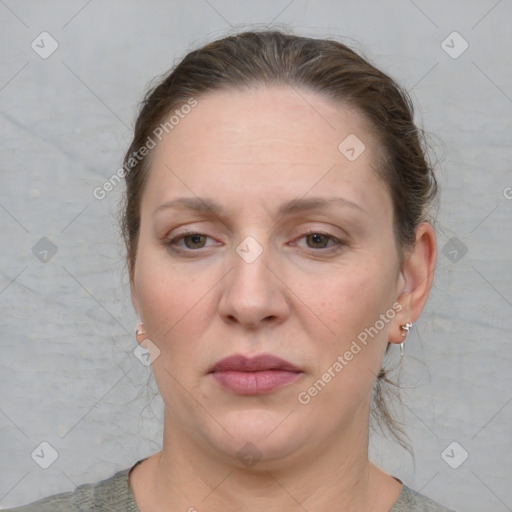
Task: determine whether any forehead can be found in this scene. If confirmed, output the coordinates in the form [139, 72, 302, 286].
[144, 86, 390, 217]
[159, 86, 375, 164]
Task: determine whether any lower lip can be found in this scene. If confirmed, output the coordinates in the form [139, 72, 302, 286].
[211, 370, 302, 395]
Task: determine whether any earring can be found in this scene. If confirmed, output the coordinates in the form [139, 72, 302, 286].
[400, 322, 413, 337]
[398, 322, 412, 366]
[135, 321, 145, 339]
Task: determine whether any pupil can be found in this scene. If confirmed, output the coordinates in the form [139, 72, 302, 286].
[309, 234, 325, 247]
[187, 235, 204, 248]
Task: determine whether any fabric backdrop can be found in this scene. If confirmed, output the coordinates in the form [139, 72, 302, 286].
[1, 1, 511, 510]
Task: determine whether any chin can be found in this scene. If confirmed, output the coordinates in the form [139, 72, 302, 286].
[201, 407, 310, 469]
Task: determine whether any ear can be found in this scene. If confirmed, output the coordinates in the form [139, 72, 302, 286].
[390, 222, 437, 344]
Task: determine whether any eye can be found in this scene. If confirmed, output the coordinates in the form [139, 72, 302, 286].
[165, 232, 216, 252]
[293, 230, 345, 251]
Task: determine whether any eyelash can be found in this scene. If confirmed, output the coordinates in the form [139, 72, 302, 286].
[164, 229, 346, 255]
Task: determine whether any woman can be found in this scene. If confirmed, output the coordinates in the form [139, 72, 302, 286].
[7, 30, 454, 511]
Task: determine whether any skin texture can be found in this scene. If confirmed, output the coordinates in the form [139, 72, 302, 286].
[129, 86, 437, 511]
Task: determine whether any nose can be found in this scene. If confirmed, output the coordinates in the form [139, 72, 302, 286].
[218, 237, 290, 330]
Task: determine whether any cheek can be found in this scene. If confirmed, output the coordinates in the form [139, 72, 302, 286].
[133, 250, 226, 415]
[298, 262, 394, 341]
[133, 245, 217, 363]
[295, 266, 396, 410]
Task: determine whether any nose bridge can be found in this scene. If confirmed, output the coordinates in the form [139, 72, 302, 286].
[231, 233, 272, 299]
[219, 233, 287, 326]
[235, 234, 266, 266]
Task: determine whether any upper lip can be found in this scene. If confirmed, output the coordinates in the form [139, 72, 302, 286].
[209, 354, 302, 373]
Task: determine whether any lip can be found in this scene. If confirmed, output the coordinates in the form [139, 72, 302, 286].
[209, 354, 303, 395]
[210, 354, 301, 373]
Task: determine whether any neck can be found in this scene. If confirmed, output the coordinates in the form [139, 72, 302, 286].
[132, 409, 401, 512]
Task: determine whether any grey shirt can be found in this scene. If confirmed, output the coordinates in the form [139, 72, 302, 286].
[3, 460, 456, 511]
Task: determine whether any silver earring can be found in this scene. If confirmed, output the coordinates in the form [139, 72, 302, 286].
[398, 322, 412, 366]
[400, 322, 413, 337]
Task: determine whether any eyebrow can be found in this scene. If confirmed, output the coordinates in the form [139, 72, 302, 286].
[154, 196, 366, 217]
[153, 197, 366, 217]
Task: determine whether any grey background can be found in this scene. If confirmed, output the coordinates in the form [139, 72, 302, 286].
[1, 1, 511, 510]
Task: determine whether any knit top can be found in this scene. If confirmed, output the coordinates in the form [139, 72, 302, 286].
[3, 459, 456, 511]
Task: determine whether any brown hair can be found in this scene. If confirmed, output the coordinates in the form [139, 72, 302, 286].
[121, 29, 438, 451]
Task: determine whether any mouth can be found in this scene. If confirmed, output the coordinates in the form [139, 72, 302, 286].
[208, 353, 304, 395]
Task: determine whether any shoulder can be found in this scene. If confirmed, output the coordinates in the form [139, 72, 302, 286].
[390, 483, 457, 512]
[1, 467, 138, 512]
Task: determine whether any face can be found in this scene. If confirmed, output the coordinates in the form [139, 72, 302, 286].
[131, 86, 405, 467]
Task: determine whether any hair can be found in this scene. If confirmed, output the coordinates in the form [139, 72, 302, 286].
[121, 29, 438, 452]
